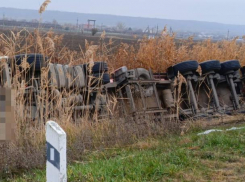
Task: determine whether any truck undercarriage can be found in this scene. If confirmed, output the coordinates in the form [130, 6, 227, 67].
[1, 54, 245, 123]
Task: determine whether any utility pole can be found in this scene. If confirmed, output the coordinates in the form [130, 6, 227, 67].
[3, 13, 5, 27]
[170, 27, 173, 34]
[76, 18, 79, 32]
[145, 25, 150, 35]
[227, 29, 230, 40]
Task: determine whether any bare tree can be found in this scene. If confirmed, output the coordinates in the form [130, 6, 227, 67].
[52, 19, 58, 25]
[116, 22, 126, 31]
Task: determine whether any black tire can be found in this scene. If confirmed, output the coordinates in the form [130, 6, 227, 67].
[84, 62, 108, 73]
[220, 60, 241, 74]
[83, 62, 108, 75]
[173, 60, 199, 76]
[15, 54, 48, 71]
[92, 73, 110, 85]
[200, 60, 221, 74]
[240, 66, 245, 76]
[167, 66, 175, 79]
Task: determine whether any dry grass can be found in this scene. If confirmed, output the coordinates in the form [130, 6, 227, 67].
[0, 28, 244, 175]
[1, 29, 244, 72]
[7, 124, 245, 181]
[39, 0, 51, 14]
[105, 34, 245, 72]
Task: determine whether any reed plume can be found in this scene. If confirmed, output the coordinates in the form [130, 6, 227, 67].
[39, 0, 51, 14]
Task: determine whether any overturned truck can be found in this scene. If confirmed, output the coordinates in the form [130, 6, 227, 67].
[0, 54, 245, 122]
[169, 59, 245, 119]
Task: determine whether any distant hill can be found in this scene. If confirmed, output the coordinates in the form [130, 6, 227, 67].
[0, 7, 245, 36]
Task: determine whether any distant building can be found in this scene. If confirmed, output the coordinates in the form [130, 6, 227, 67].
[236, 39, 245, 43]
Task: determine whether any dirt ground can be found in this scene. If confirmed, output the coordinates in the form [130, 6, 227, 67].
[0, 27, 138, 51]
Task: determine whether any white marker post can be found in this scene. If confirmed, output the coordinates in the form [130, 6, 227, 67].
[46, 121, 67, 182]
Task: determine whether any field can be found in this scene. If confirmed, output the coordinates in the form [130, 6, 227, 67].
[61, 31, 138, 51]
[3, 122, 245, 181]
[0, 26, 138, 51]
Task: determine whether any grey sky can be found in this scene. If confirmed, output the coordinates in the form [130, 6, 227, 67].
[0, 0, 244, 25]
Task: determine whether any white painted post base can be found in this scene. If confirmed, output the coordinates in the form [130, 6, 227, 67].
[46, 121, 67, 182]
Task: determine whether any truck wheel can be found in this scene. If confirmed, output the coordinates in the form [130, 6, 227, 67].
[167, 66, 175, 79]
[49, 63, 59, 88]
[85, 62, 108, 73]
[135, 68, 154, 97]
[220, 60, 241, 74]
[200, 60, 221, 74]
[92, 73, 110, 85]
[173, 60, 199, 76]
[74, 66, 86, 88]
[93, 62, 108, 73]
[136, 68, 151, 80]
[55, 64, 66, 88]
[15, 54, 48, 71]
[240, 66, 245, 77]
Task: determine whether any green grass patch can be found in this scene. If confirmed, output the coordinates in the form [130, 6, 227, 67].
[4, 125, 245, 181]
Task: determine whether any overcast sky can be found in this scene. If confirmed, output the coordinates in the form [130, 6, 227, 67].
[0, 0, 244, 25]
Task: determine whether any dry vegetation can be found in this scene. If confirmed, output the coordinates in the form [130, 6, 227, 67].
[1, 28, 245, 72]
[109, 33, 245, 72]
[0, 1, 244, 179]
[0, 26, 245, 177]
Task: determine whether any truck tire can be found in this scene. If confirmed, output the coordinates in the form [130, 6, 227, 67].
[92, 62, 108, 73]
[220, 60, 241, 74]
[167, 66, 175, 79]
[63, 65, 71, 89]
[49, 63, 59, 88]
[83, 62, 108, 74]
[66, 66, 76, 88]
[15, 54, 47, 71]
[136, 68, 151, 80]
[55, 64, 66, 88]
[92, 73, 110, 85]
[135, 68, 154, 97]
[240, 66, 245, 77]
[200, 60, 221, 74]
[173, 60, 199, 76]
[74, 66, 86, 88]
